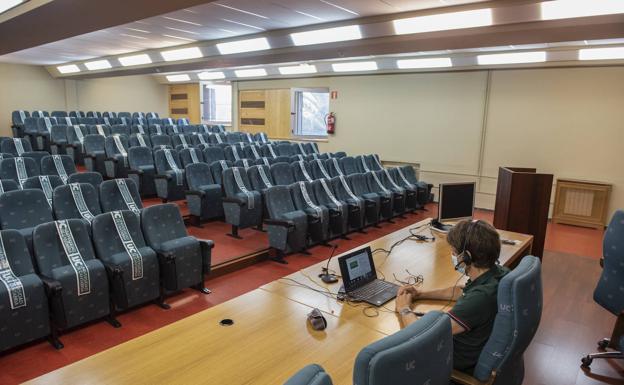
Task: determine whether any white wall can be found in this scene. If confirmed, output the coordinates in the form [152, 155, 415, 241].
[235, 66, 624, 218]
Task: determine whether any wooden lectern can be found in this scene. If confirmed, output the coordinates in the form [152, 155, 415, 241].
[493, 167, 553, 259]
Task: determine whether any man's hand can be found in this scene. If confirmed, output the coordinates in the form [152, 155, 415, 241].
[395, 290, 413, 312]
[397, 284, 422, 298]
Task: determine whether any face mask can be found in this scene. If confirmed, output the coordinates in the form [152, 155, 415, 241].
[452, 253, 466, 275]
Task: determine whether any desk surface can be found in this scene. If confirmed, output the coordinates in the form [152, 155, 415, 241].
[26, 218, 532, 385]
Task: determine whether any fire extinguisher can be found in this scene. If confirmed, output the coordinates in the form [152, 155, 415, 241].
[325, 112, 335, 134]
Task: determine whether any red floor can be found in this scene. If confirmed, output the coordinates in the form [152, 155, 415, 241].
[0, 204, 606, 384]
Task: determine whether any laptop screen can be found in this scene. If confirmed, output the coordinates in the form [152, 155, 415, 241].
[338, 246, 377, 292]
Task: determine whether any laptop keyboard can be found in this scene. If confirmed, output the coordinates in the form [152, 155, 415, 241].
[351, 280, 395, 299]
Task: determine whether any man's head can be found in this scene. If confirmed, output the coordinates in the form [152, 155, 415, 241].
[447, 219, 500, 269]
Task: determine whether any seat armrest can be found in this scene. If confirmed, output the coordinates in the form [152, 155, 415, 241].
[451, 370, 495, 385]
[186, 190, 205, 197]
[105, 157, 119, 163]
[156, 250, 176, 262]
[40, 275, 63, 297]
[155, 174, 172, 181]
[128, 169, 143, 175]
[223, 196, 246, 206]
[264, 218, 295, 228]
[600, 257, 604, 268]
[102, 262, 123, 277]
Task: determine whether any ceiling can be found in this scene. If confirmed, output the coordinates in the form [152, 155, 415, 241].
[0, 0, 488, 65]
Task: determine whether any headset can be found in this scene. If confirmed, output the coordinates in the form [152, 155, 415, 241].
[454, 219, 480, 271]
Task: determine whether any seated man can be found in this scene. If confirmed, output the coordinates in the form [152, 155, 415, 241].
[395, 219, 509, 375]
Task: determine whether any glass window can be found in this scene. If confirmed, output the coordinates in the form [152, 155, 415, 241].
[202, 83, 232, 124]
[292, 89, 329, 137]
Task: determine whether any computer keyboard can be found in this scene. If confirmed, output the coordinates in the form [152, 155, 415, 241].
[352, 280, 395, 299]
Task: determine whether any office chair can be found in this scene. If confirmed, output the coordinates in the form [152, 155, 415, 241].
[581, 209, 624, 368]
[283, 364, 333, 385]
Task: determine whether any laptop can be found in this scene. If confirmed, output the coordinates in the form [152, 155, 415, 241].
[338, 246, 399, 306]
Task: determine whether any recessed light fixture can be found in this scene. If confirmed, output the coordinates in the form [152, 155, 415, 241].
[331, 61, 378, 72]
[278, 64, 318, 75]
[57, 64, 80, 74]
[579, 46, 624, 60]
[161, 47, 203, 61]
[541, 0, 624, 20]
[216, 37, 270, 54]
[198, 71, 226, 80]
[290, 25, 361, 46]
[477, 51, 547, 65]
[234, 68, 268, 78]
[162, 16, 202, 26]
[84, 60, 112, 71]
[393, 9, 492, 35]
[162, 34, 197, 42]
[118, 53, 152, 66]
[397, 57, 453, 69]
[166, 74, 191, 82]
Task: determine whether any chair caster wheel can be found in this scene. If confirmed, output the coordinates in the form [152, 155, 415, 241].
[597, 338, 610, 350]
[581, 356, 593, 368]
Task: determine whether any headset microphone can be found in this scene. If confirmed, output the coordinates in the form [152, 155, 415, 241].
[319, 244, 339, 284]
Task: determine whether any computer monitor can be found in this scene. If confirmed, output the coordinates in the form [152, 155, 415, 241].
[438, 182, 475, 223]
[338, 246, 376, 292]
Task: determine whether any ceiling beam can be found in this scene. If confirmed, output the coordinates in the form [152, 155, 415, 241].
[0, 0, 218, 56]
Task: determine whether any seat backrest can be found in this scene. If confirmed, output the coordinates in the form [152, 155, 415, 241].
[0, 157, 39, 187]
[265, 185, 297, 218]
[234, 159, 253, 169]
[270, 162, 296, 186]
[12, 110, 30, 125]
[473, 256, 543, 384]
[148, 124, 164, 136]
[191, 133, 210, 147]
[204, 147, 226, 163]
[165, 124, 181, 135]
[185, 163, 216, 191]
[290, 181, 321, 211]
[180, 147, 204, 167]
[129, 133, 152, 148]
[355, 155, 371, 173]
[66, 125, 88, 144]
[222, 167, 253, 197]
[99, 179, 143, 213]
[105, 135, 129, 157]
[348, 173, 372, 196]
[256, 157, 273, 167]
[141, 203, 188, 249]
[283, 364, 333, 385]
[131, 124, 147, 135]
[325, 157, 344, 178]
[366, 171, 390, 194]
[22, 175, 64, 208]
[594, 210, 624, 315]
[0, 179, 20, 196]
[154, 149, 182, 174]
[1, 138, 32, 155]
[331, 175, 360, 203]
[399, 165, 418, 184]
[53, 183, 102, 223]
[32, 219, 96, 278]
[248, 165, 274, 191]
[128, 146, 154, 170]
[88, 124, 111, 136]
[150, 134, 172, 148]
[310, 159, 332, 180]
[0, 189, 54, 230]
[276, 143, 294, 157]
[341, 156, 360, 175]
[311, 179, 342, 208]
[291, 161, 314, 182]
[353, 311, 452, 385]
[209, 160, 231, 185]
[41, 155, 77, 181]
[83, 134, 106, 154]
[50, 125, 68, 143]
[67, 172, 104, 189]
[0, 229, 35, 277]
[110, 125, 130, 137]
[254, 132, 269, 144]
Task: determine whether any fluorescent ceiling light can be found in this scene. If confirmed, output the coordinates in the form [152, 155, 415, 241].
[397, 57, 453, 69]
[118, 53, 152, 66]
[393, 9, 492, 35]
[57, 64, 80, 74]
[278, 64, 318, 75]
[541, 0, 624, 20]
[332, 61, 378, 72]
[166, 74, 191, 82]
[477, 51, 546, 65]
[198, 71, 226, 80]
[216, 37, 270, 54]
[579, 46, 624, 60]
[161, 47, 203, 61]
[290, 25, 361, 46]
[234, 68, 268, 78]
[0, 0, 23, 14]
[85, 60, 112, 71]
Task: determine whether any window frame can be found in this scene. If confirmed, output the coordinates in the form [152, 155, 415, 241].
[200, 81, 233, 125]
[290, 87, 330, 139]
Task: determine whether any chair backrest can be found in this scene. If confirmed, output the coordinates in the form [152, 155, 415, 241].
[154, 149, 182, 174]
[399, 165, 418, 184]
[131, 124, 147, 135]
[265, 185, 297, 218]
[0, 179, 20, 196]
[290, 181, 321, 212]
[99, 179, 143, 213]
[41, 155, 77, 181]
[66, 125, 88, 144]
[222, 167, 253, 197]
[310, 159, 332, 180]
[83, 134, 106, 154]
[0, 189, 54, 230]
[340, 156, 359, 175]
[209, 160, 231, 185]
[473, 256, 543, 384]
[150, 134, 172, 148]
[0, 229, 36, 277]
[32, 219, 96, 277]
[185, 163, 216, 191]
[67, 172, 104, 189]
[105, 135, 129, 157]
[349, 173, 373, 196]
[88, 124, 110, 136]
[128, 146, 154, 170]
[141, 203, 188, 250]
[283, 364, 333, 385]
[331, 175, 359, 203]
[53, 183, 102, 223]
[354, 311, 452, 385]
[276, 143, 295, 157]
[50, 125, 69, 143]
[180, 147, 204, 167]
[1, 138, 33, 155]
[271, 162, 296, 186]
[110, 125, 130, 137]
[12, 110, 30, 125]
[204, 147, 226, 163]
[248, 165, 274, 191]
[129, 133, 152, 148]
[0, 157, 39, 187]
[311, 179, 342, 208]
[22, 175, 64, 208]
[291, 161, 314, 182]
[234, 159, 253, 169]
[594, 209, 624, 315]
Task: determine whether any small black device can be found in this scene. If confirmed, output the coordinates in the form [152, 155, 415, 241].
[319, 244, 339, 284]
[438, 182, 476, 223]
[307, 308, 327, 331]
[338, 246, 399, 306]
[219, 319, 234, 326]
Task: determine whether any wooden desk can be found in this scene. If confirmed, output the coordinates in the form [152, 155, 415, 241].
[26, 219, 532, 385]
[261, 219, 533, 335]
[25, 289, 386, 385]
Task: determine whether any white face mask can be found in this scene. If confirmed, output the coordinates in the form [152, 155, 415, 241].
[452, 253, 466, 275]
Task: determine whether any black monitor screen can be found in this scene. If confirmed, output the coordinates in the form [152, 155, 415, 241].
[438, 182, 475, 222]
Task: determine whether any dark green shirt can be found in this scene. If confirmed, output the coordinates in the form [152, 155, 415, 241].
[448, 265, 509, 374]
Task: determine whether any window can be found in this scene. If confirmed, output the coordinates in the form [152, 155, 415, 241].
[201, 83, 232, 124]
[292, 89, 329, 137]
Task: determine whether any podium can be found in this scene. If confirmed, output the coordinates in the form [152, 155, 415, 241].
[493, 167, 553, 259]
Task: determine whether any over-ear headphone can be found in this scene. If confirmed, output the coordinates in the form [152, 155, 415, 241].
[455, 219, 480, 270]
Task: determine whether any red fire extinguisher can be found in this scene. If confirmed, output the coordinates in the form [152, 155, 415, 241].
[325, 112, 335, 134]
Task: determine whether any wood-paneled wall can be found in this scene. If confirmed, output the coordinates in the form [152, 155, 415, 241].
[168, 83, 200, 123]
[239, 89, 291, 139]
